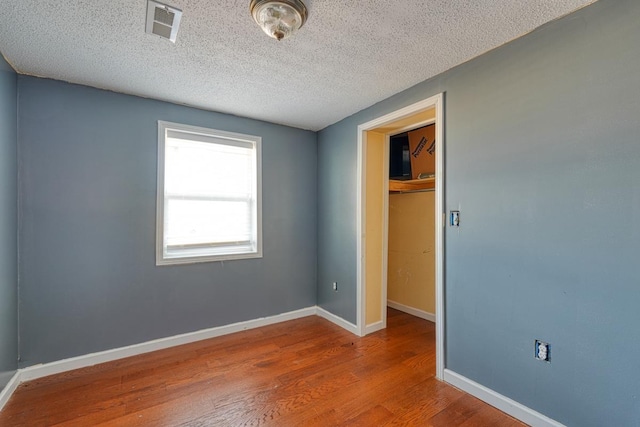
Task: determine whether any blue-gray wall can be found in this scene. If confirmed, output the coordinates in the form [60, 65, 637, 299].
[317, 0, 640, 425]
[0, 55, 17, 390]
[18, 77, 317, 367]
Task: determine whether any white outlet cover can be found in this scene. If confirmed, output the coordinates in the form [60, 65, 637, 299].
[535, 340, 550, 362]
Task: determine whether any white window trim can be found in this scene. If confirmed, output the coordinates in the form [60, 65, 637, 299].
[156, 121, 263, 265]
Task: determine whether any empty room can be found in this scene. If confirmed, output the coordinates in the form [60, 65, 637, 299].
[0, 0, 639, 425]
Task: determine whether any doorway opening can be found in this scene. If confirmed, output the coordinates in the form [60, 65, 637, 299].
[356, 94, 444, 379]
[387, 124, 437, 323]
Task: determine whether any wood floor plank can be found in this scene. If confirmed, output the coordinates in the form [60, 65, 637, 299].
[343, 404, 395, 426]
[382, 380, 466, 426]
[0, 309, 525, 426]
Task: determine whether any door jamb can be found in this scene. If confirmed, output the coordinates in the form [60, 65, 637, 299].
[356, 93, 445, 380]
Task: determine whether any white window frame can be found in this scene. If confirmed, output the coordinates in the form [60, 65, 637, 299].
[156, 121, 262, 265]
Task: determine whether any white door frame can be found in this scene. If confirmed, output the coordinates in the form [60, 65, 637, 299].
[356, 93, 445, 380]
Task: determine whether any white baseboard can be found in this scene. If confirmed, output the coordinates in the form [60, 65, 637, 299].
[387, 300, 435, 323]
[0, 371, 20, 412]
[364, 320, 385, 335]
[1, 311, 565, 427]
[0, 306, 359, 412]
[19, 306, 316, 383]
[315, 307, 359, 335]
[443, 369, 565, 427]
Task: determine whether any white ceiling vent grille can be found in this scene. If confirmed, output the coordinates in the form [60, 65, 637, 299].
[145, 0, 182, 43]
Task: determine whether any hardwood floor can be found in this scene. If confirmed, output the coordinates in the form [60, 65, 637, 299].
[0, 309, 524, 426]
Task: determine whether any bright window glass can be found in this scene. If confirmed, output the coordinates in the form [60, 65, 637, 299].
[157, 122, 262, 264]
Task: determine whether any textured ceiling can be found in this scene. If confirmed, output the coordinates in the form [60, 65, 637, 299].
[0, 0, 595, 131]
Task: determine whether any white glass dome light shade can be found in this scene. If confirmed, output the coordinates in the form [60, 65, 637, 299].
[250, 0, 308, 41]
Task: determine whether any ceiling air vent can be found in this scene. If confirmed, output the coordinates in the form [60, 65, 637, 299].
[145, 0, 182, 43]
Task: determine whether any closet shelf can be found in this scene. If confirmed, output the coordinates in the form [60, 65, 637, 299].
[389, 177, 435, 193]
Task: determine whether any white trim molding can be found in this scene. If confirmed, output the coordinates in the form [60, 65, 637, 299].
[387, 300, 435, 323]
[0, 371, 20, 412]
[444, 369, 566, 427]
[364, 321, 385, 335]
[156, 120, 263, 266]
[0, 307, 360, 412]
[356, 93, 445, 379]
[315, 307, 359, 335]
[18, 307, 317, 383]
[355, 127, 365, 337]
[433, 93, 445, 380]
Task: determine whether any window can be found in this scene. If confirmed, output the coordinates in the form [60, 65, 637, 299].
[156, 121, 262, 265]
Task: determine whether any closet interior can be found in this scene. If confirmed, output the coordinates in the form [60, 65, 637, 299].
[387, 124, 436, 321]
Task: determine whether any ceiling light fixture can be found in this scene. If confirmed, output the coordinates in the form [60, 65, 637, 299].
[250, 0, 308, 41]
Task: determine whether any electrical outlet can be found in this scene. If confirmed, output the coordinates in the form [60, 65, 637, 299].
[535, 340, 550, 362]
[332, 282, 338, 291]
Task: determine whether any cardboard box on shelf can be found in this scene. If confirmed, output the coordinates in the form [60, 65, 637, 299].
[407, 124, 435, 179]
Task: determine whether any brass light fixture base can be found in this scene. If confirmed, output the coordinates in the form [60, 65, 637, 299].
[250, 0, 308, 41]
